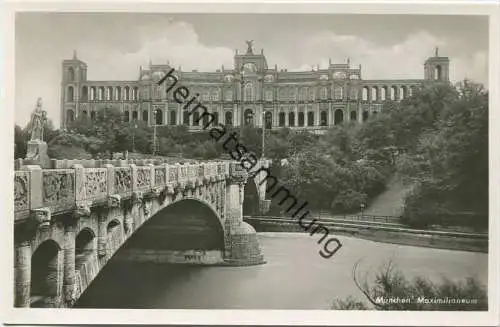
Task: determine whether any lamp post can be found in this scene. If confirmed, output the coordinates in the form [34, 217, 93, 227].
[131, 122, 137, 153]
[239, 69, 246, 136]
[152, 110, 158, 156]
[261, 111, 266, 158]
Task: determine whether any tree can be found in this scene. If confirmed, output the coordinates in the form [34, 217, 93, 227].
[14, 125, 28, 159]
[397, 81, 488, 228]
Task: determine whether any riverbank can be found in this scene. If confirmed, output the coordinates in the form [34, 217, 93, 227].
[245, 218, 488, 253]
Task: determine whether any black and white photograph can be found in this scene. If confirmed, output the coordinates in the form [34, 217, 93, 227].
[2, 1, 499, 326]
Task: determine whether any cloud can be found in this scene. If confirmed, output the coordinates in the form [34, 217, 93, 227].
[289, 30, 488, 85]
[84, 20, 234, 81]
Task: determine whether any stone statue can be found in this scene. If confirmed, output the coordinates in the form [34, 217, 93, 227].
[29, 98, 47, 141]
[25, 97, 50, 168]
[246, 40, 254, 54]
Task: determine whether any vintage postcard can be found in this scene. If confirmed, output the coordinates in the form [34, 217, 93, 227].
[1, 0, 499, 326]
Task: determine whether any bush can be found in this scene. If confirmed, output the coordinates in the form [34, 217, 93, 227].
[331, 261, 488, 311]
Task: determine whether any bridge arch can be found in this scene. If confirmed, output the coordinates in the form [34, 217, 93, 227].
[116, 198, 226, 262]
[30, 239, 62, 307]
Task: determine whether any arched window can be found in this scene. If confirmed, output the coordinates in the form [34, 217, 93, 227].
[155, 110, 163, 125]
[170, 110, 176, 125]
[142, 110, 148, 122]
[434, 65, 442, 80]
[106, 87, 112, 101]
[380, 87, 387, 101]
[244, 83, 254, 101]
[298, 112, 305, 126]
[81, 110, 88, 117]
[124, 86, 130, 101]
[390, 86, 397, 101]
[124, 110, 130, 122]
[67, 110, 75, 124]
[81, 86, 88, 102]
[225, 111, 233, 126]
[244, 109, 254, 125]
[133, 87, 139, 100]
[334, 109, 344, 125]
[193, 111, 200, 126]
[68, 67, 76, 81]
[132, 111, 138, 120]
[400, 86, 407, 100]
[67, 86, 74, 102]
[279, 112, 285, 127]
[90, 111, 96, 120]
[90, 87, 96, 101]
[264, 111, 272, 129]
[363, 111, 369, 121]
[307, 111, 314, 126]
[98, 87, 105, 101]
[371, 87, 378, 101]
[183, 111, 190, 125]
[320, 111, 328, 126]
[288, 112, 295, 127]
[115, 87, 122, 101]
[350, 111, 357, 121]
[362, 87, 369, 101]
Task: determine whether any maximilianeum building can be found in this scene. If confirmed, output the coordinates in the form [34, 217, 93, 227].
[60, 41, 450, 132]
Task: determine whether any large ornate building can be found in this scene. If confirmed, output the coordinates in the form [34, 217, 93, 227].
[60, 41, 450, 131]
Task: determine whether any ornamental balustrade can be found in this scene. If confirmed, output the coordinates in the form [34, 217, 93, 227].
[14, 161, 232, 222]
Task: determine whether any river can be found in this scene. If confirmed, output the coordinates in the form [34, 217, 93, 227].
[76, 232, 488, 309]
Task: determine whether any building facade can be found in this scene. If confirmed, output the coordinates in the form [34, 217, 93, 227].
[60, 42, 450, 131]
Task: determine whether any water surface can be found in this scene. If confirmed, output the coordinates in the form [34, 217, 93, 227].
[76, 233, 488, 309]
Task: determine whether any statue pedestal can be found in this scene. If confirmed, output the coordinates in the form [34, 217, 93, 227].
[25, 140, 50, 168]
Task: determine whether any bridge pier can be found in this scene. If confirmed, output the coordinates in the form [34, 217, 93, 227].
[224, 163, 265, 266]
[14, 237, 31, 308]
[62, 219, 77, 307]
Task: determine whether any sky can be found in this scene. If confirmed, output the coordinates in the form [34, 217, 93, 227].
[15, 13, 489, 128]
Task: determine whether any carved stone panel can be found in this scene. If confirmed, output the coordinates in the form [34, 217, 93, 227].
[168, 166, 178, 183]
[14, 172, 30, 212]
[136, 167, 151, 190]
[83, 169, 107, 201]
[155, 167, 166, 186]
[42, 170, 75, 211]
[114, 167, 132, 195]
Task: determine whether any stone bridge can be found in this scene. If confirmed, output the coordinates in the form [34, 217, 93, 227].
[13, 158, 272, 308]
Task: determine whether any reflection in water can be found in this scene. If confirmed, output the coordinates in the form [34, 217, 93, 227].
[76, 233, 488, 309]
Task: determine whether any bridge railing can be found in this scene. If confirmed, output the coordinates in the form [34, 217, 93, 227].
[14, 160, 235, 222]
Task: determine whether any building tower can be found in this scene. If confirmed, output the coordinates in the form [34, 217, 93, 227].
[60, 50, 87, 128]
[424, 47, 450, 82]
